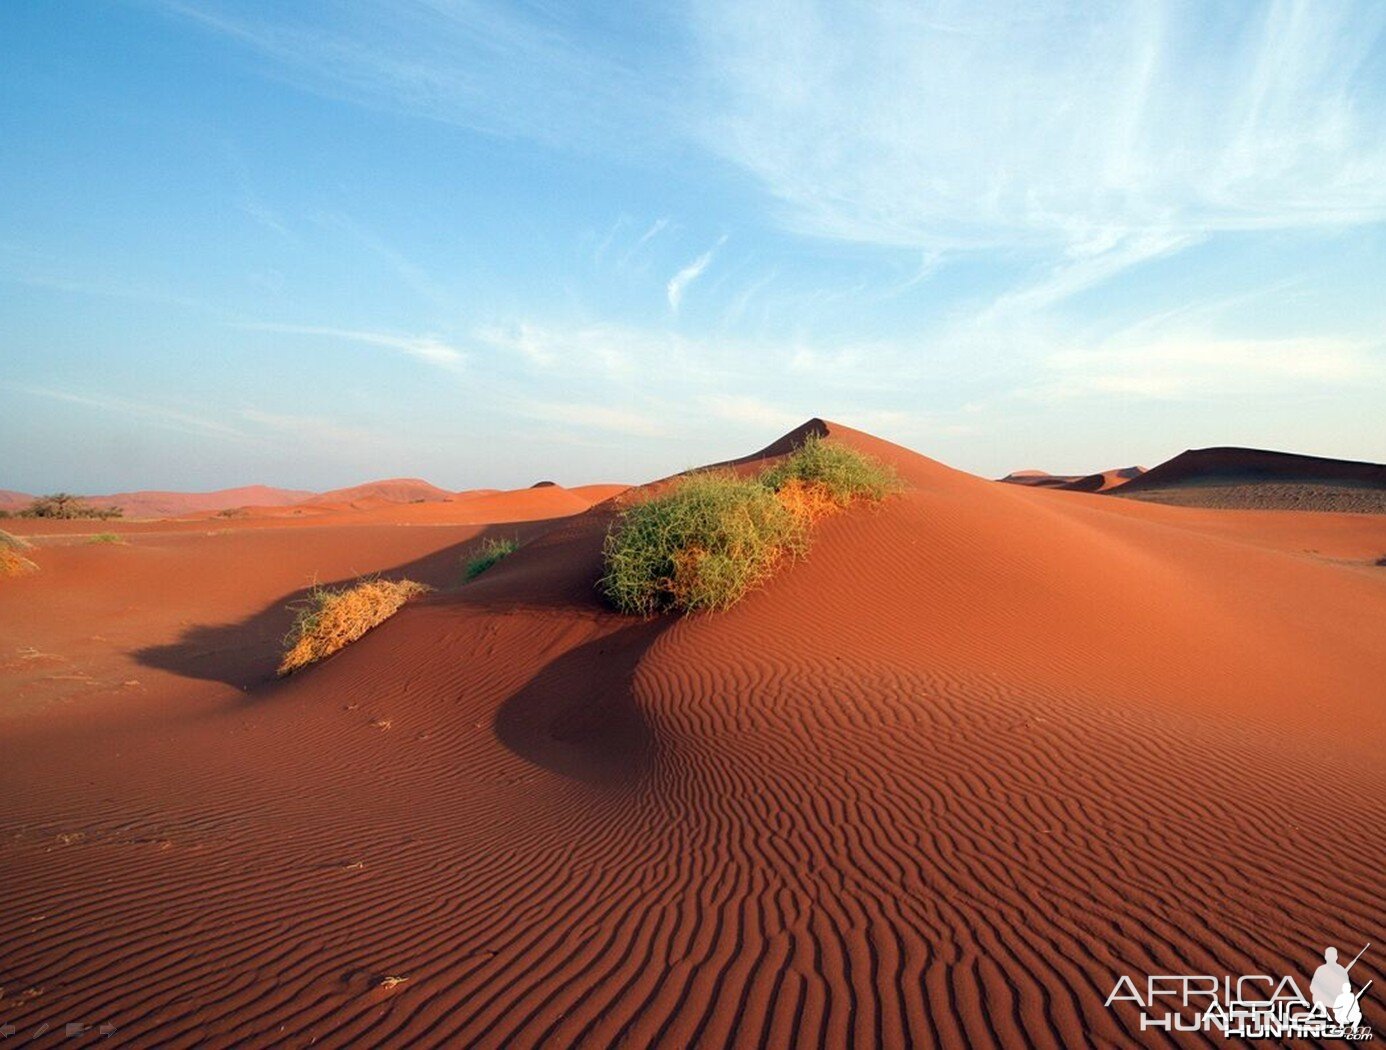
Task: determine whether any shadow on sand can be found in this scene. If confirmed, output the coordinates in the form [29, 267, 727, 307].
[133, 523, 547, 692]
[133, 514, 671, 788]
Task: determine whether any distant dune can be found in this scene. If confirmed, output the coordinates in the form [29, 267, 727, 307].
[999, 466, 1144, 491]
[2, 421, 1381, 1046]
[1112, 446, 1386, 511]
[998, 469, 1083, 488]
[1, 478, 627, 522]
[0, 485, 314, 519]
[305, 478, 454, 506]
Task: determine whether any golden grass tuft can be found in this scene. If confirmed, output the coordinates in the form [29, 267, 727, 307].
[278, 577, 432, 676]
[0, 530, 37, 577]
[772, 477, 842, 524]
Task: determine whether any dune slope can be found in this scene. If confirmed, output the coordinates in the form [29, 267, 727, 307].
[1, 422, 1382, 1047]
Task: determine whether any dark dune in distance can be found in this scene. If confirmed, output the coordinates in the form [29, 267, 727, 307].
[1117, 445, 1386, 490]
[2, 420, 1383, 1046]
[1111, 446, 1386, 512]
[998, 466, 1144, 491]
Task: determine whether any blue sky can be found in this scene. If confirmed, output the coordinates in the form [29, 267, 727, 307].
[2, 1, 1384, 493]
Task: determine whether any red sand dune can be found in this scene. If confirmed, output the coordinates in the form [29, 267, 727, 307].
[1000, 466, 1145, 492]
[1060, 464, 1146, 492]
[1, 421, 1383, 1047]
[0, 485, 315, 519]
[997, 470, 1083, 489]
[305, 478, 455, 506]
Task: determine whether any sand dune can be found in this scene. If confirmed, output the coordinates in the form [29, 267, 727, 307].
[0, 485, 315, 519]
[1000, 466, 1145, 492]
[997, 470, 1082, 489]
[1, 422, 1382, 1047]
[0, 479, 624, 522]
[305, 478, 455, 506]
[1114, 446, 1386, 512]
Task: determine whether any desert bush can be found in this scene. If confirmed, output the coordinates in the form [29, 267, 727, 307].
[88, 532, 125, 544]
[600, 436, 900, 616]
[760, 434, 900, 509]
[464, 537, 519, 581]
[21, 493, 123, 520]
[278, 577, 432, 676]
[600, 472, 807, 615]
[0, 530, 37, 577]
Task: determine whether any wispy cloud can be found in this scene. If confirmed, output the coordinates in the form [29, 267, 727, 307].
[241, 323, 465, 369]
[1037, 334, 1381, 401]
[159, 0, 666, 153]
[667, 235, 727, 312]
[13, 385, 244, 439]
[692, 2, 1386, 257]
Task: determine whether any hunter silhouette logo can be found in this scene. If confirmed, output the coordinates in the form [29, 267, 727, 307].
[1105, 942, 1374, 1040]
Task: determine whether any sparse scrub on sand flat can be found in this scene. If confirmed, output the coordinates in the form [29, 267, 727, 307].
[279, 577, 432, 676]
[20, 493, 123, 520]
[465, 537, 519, 581]
[601, 437, 899, 615]
[88, 532, 125, 544]
[0, 530, 38, 577]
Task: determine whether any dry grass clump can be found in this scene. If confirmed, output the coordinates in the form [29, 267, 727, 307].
[600, 436, 899, 616]
[464, 536, 519, 581]
[0, 530, 38, 577]
[279, 577, 431, 676]
[88, 532, 125, 544]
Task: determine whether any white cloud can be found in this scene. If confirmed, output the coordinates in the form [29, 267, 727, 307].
[667, 236, 727, 312]
[241, 323, 465, 369]
[1038, 334, 1380, 401]
[160, 0, 662, 153]
[692, 1, 1386, 252]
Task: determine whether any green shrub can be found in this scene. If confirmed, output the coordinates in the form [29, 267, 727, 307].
[465, 537, 519, 581]
[760, 433, 900, 506]
[600, 471, 807, 615]
[600, 436, 900, 616]
[88, 532, 125, 544]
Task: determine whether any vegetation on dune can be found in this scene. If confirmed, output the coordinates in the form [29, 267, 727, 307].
[464, 537, 519, 581]
[760, 433, 900, 508]
[20, 493, 123, 520]
[0, 530, 38, 577]
[278, 577, 432, 676]
[600, 437, 900, 615]
[88, 532, 125, 544]
[600, 472, 807, 615]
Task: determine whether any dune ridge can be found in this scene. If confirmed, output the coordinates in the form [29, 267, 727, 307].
[0, 422, 1382, 1046]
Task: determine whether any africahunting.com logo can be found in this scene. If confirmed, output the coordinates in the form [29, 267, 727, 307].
[1106, 943, 1373, 1040]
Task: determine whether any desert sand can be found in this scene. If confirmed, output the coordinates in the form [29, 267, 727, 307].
[1, 422, 1383, 1047]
